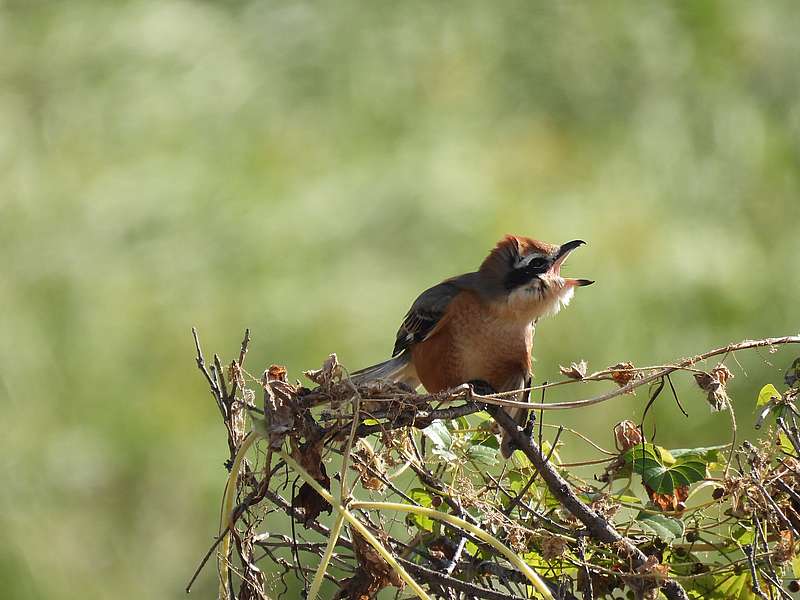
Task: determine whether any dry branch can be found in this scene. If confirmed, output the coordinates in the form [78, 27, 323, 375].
[189, 331, 800, 600]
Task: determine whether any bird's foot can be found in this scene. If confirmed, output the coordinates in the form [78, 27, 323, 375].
[466, 379, 496, 410]
[523, 412, 536, 437]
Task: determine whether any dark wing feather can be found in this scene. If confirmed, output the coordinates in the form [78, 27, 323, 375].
[392, 279, 465, 357]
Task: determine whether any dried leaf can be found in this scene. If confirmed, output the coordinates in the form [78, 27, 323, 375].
[267, 364, 287, 382]
[646, 483, 689, 513]
[614, 420, 643, 452]
[559, 360, 588, 380]
[338, 528, 404, 599]
[774, 530, 795, 564]
[540, 534, 567, 560]
[262, 372, 297, 449]
[304, 353, 343, 386]
[694, 364, 734, 411]
[623, 555, 668, 600]
[353, 440, 386, 492]
[294, 464, 332, 525]
[609, 362, 638, 387]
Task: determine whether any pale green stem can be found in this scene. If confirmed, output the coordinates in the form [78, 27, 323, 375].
[306, 511, 346, 600]
[218, 431, 258, 600]
[351, 501, 555, 600]
[278, 451, 432, 600]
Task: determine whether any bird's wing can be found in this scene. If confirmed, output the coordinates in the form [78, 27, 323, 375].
[392, 276, 471, 357]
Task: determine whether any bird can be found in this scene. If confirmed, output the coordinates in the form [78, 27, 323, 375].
[351, 234, 593, 457]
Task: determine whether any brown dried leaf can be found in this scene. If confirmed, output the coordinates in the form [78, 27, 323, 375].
[267, 364, 287, 382]
[773, 530, 795, 564]
[353, 441, 386, 492]
[694, 364, 734, 411]
[294, 463, 332, 525]
[577, 567, 621, 598]
[590, 493, 622, 521]
[540, 534, 567, 560]
[292, 439, 326, 482]
[304, 353, 343, 386]
[609, 362, 637, 387]
[559, 360, 588, 380]
[646, 484, 689, 514]
[614, 420, 643, 452]
[262, 371, 297, 449]
[624, 555, 668, 600]
[337, 528, 404, 599]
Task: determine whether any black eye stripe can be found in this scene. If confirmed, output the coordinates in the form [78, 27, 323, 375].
[504, 258, 551, 289]
[528, 257, 549, 270]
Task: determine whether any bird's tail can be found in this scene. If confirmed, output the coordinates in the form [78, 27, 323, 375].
[348, 353, 419, 388]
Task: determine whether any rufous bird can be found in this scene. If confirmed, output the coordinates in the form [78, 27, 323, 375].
[352, 235, 593, 457]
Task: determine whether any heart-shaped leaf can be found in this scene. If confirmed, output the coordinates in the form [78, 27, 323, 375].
[624, 443, 707, 494]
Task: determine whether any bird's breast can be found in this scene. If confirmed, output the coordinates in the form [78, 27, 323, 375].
[411, 291, 533, 393]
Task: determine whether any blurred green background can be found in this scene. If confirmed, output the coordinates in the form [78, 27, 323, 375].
[1, 1, 799, 598]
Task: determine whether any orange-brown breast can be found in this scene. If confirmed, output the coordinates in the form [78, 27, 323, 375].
[410, 290, 533, 393]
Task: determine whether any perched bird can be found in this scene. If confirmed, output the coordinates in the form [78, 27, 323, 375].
[352, 234, 593, 457]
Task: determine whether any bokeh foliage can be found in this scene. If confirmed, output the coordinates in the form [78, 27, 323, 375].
[0, 1, 798, 598]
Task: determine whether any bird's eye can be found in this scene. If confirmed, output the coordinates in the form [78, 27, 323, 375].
[528, 257, 549, 271]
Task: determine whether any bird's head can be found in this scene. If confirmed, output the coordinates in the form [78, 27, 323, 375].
[480, 234, 594, 321]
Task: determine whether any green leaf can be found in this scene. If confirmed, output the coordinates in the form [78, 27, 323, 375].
[792, 554, 800, 579]
[541, 440, 561, 464]
[779, 432, 796, 455]
[636, 511, 685, 541]
[422, 421, 452, 449]
[584, 491, 642, 506]
[471, 432, 499, 449]
[711, 572, 758, 600]
[670, 445, 728, 463]
[431, 446, 458, 462]
[406, 488, 436, 532]
[624, 443, 708, 493]
[756, 383, 780, 408]
[506, 471, 527, 495]
[467, 444, 499, 466]
[408, 488, 433, 507]
[729, 524, 755, 546]
[405, 512, 435, 532]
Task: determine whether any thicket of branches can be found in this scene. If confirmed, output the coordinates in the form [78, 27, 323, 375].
[187, 330, 800, 600]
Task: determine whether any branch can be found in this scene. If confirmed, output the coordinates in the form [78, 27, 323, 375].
[482, 335, 800, 410]
[486, 405, 689, 600]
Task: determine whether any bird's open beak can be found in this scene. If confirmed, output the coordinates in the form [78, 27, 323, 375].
[553, 240, 594, 287]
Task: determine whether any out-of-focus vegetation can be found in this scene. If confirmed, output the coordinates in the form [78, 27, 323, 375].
[0, 1, 798, 598]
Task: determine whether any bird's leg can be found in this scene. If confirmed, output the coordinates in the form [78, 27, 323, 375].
[522, 375, 536, 437]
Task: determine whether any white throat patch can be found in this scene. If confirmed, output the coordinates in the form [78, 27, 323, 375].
[506, 276, 575, 321]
